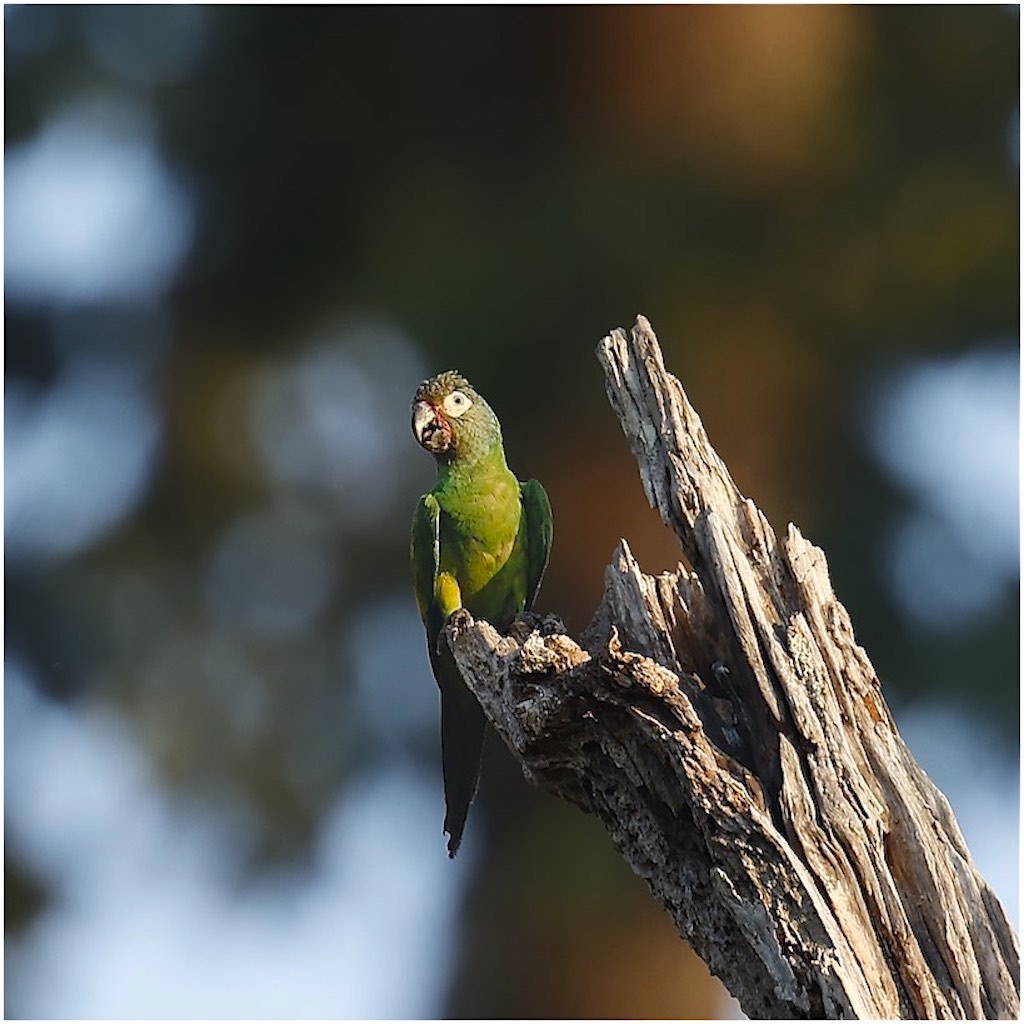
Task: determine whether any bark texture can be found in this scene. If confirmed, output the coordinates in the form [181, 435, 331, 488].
[445, 315, 1020, 1020]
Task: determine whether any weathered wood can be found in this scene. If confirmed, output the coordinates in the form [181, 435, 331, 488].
[445, 315, 1019, 1019]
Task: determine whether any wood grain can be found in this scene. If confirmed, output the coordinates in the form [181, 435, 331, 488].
[445, 315, 1019, 1019]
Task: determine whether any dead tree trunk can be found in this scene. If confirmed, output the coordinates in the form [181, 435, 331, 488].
[445, 315, 1019, 1019]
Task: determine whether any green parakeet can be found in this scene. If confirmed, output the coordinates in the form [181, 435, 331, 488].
[410, 370, 553, 857]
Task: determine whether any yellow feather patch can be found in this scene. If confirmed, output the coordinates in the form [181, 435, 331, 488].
[435, 571, 463, 618]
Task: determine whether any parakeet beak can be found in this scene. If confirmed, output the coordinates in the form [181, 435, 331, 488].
[412, 399, 453, 455]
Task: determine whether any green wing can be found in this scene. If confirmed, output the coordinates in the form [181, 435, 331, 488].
[521, 478, 553, 610]
[411, 494, 441, 629]
[411, 491, 485, 857]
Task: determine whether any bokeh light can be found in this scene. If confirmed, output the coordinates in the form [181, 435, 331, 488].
[6, 364, 160, 563]
[5, 97, 194, 305]
[869, 346, 1018, 628]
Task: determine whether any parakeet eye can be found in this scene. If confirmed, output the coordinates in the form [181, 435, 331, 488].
[442, 390, 473, 418]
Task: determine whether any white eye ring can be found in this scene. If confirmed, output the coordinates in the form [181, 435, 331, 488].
[442, 390, 473, 418]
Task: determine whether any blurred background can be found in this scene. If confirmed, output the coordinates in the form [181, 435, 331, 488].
[4, 6, 1018, 1018]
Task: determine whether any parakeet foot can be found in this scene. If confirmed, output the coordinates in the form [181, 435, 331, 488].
[447, 607, 474, 630]
[437, 607, 474, 656]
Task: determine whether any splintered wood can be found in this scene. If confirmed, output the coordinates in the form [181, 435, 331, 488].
[445, 315, 1019, 1020]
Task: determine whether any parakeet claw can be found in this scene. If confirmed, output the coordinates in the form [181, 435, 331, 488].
[436, 608, 473, 656]
[447, 607, 474, 630]
[508, 611, 565, 642]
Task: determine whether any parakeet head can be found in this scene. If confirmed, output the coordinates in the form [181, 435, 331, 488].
[411, 370, 501, 463]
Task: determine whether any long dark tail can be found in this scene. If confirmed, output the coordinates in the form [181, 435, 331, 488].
[432, 641, 486, 857]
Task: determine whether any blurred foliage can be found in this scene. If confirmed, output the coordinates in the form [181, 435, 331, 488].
[5, 5, 1018, 1018]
